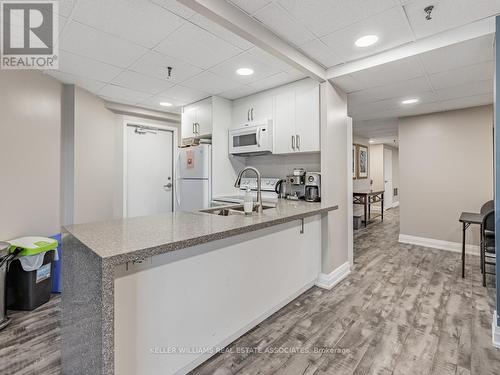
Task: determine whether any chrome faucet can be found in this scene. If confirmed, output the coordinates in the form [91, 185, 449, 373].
[234, 166, 262, 213]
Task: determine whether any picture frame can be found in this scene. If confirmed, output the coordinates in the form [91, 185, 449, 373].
[356, 144, 368, 179]
[352, 144, 357, 179]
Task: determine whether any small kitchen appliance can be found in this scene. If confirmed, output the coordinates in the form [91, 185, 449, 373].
[228, 120, 273, 156]
[305, 172, 321, 202]
[283, 168, 306, 200]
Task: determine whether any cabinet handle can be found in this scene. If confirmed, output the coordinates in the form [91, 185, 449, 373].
[251, 108, 254, 121]
[296, 134, 300, 150]
[193, 123, 196, 134]
[196, 123, 200, 134]
[291, 135, 295, 150]
[247, 109, 250, 122]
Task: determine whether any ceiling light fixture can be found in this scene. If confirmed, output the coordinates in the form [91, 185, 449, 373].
[160, 102, 173, 107]
[354, 35, 378, 48]
[236, 67, 254, 76]
[401, 98, 419, 105]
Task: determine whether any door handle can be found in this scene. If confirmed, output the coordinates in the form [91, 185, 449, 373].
[291, 135, 295, 150]
[296, 134, 300, 150]
[164, 183, 173, 189]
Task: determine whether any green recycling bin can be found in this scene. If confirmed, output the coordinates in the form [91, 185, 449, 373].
[6, 237, 58, 311]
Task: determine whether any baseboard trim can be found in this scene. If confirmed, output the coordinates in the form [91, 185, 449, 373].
[315, 262, 351, 290]
[493, 312, 500, 349]
[399, 234, 479, 255]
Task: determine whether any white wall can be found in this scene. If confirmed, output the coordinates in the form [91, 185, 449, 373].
[399, 105, 493, 246]
[320, 81, 350, 273]
[211, 96, 245, 197]
[244, 153, 320, 178]
[0, 71, 62, 239]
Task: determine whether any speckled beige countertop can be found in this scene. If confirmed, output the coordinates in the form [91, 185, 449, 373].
[63, 199, 338, 266]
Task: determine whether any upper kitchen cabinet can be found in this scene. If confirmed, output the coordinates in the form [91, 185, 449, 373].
[274, 79, 320, 154]
[181, 97, 213, 138]
[232, 93, 274, 127]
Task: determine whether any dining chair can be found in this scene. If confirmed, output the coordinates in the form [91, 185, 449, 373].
[479, 200, 494, 273]
[481, 209, 495, 287]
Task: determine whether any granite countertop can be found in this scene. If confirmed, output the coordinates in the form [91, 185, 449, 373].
[63, 199, 338, 265]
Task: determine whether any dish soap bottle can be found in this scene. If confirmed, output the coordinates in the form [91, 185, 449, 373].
[244, 187, 253, 215]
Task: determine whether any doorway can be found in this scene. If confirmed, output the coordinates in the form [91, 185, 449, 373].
[384, 148, 393, 210]
[124, 123, 174, 218]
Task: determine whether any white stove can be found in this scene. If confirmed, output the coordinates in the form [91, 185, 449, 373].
[213, 177, 281, 205]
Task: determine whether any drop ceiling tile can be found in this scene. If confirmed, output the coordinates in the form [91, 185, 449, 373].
[429, 61, 494, 90]
[439, 94, 493, 112]
[349, 91, 438, 116]
[129, 51, 202, 83]
[99, 84, 152, 104]
[253, 3, 316, 46]
[419, 34, 494, 74]
[111, 71, 175, 95]
[436, 80, 493, 101]
[58, 50, 123, 82]
[348, 77, 432, 105]
[189, 14, 254, 50]
[209, 52, 280, 84]
[277, 0, 400, 38]
[330, 75, 365, 93]
[182, 71, 241, 94]
[320, 7, 413, 64]
[299, 39, 343, 68]
[44, 71, 107, 94]
[219, 85, 258, 100]
[229, 0, 273, 15]
[249, 71, 305, 91]
[61, 21, 147, 68]
[154, 22, 242, 70]
[349, 56, 425, 90]
[404, 0, 500, 39]
[149, 0, 197, 19]
[158, 85, 210, 104]
[71, 0, 185, 48]
[246, 47, 297, 73]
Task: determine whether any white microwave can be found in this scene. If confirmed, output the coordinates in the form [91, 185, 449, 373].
[229, 121, 273, 156]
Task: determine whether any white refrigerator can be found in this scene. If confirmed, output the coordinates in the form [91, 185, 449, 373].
[175, 144, 212, 211]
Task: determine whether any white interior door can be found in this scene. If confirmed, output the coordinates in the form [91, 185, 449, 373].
[126, 126, 173, 218]
[384, 148, 393, 210]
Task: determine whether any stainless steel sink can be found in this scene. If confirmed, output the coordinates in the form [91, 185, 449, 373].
[199, 203, 275, 216]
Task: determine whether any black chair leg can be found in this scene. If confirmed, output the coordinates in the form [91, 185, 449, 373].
[483, 254, 487, 287]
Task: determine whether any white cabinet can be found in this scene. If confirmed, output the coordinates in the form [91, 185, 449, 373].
[295, 83, 320, 153]
[181, 97, 212, 138]
[273, 80, 320, 154]
[232, 93, 273, 127]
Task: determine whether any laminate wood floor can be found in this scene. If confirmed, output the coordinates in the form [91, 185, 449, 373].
[1, 208, 499, 374]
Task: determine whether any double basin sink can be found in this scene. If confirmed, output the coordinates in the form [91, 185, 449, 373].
[199, 203, 276, 216]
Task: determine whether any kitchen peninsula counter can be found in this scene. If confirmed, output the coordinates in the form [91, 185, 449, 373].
[61, 200, 338, 375]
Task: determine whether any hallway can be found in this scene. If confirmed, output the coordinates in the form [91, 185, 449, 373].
[193, 208, 500, 374]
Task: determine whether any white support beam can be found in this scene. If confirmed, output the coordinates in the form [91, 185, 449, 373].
[327, 17, 495, 78]
[178, 0, 326, 82]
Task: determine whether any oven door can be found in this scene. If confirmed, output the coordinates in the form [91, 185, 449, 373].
[229, 123, 273, 155]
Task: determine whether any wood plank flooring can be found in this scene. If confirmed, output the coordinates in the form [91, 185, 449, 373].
[0, 208, 498, 374]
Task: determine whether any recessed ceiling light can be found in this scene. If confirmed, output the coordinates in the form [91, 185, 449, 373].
[236, 67, 254, 76]
[160, 102, 173, 107]
[354, 35, 379, 48]
[401, 98, 419, 105]
[369, 140, 375, 143]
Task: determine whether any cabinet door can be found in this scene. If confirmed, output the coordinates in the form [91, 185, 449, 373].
[196, 98, 213, 136]
[181, 106, 197, 138]
[250, 94, 273, 122]
[274, 90, 296, 154]
[232, 99, 251, 127]
[295, 84, 320, 153]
